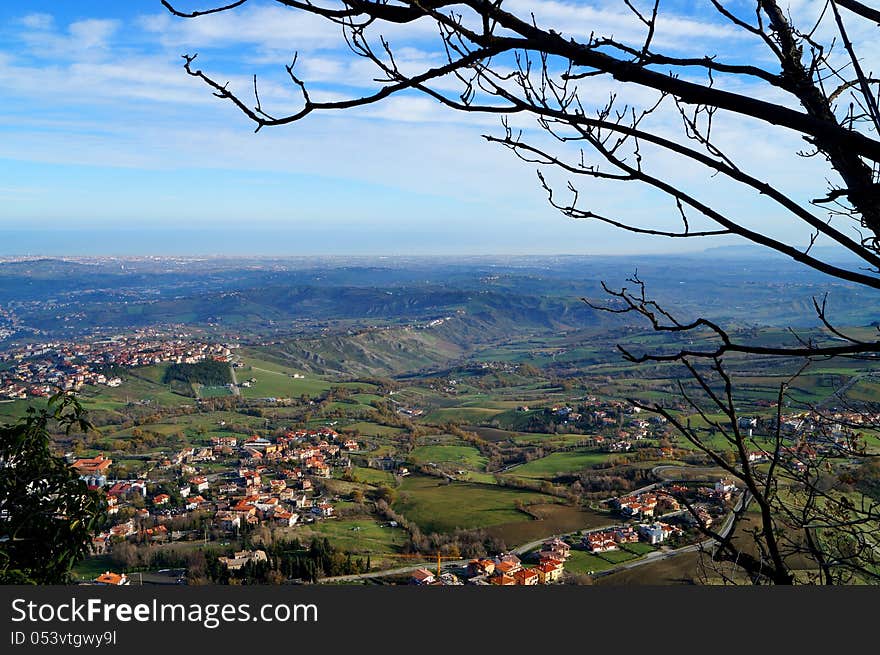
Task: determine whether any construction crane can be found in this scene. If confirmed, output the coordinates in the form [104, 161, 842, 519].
[374, 552, 462, 577]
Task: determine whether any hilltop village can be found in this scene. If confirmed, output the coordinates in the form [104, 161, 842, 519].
[0, 333, 234, 399]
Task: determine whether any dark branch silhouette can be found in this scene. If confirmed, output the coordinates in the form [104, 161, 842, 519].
[165, 0, 880, 584]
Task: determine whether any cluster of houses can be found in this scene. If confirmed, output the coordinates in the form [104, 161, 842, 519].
[697, 479, 738, 504]
[513, 399, 669, 449]
[411, 538, 571, 586]
[583, 522, 683, 552]
[0, 332, 234, 399]
[604, 480, 745, 538]
[86, 427, 359, 554]
[744, 412, 873, 455]
[610, 491, 681, 519]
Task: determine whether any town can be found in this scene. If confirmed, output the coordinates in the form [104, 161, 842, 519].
[70, 409, 758, 587]
[0, 332, 235, 399]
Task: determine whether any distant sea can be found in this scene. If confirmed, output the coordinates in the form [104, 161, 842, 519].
[0, 226, 673, 257]
[0, 227, 463, 257]
[0, 227, 859, 262]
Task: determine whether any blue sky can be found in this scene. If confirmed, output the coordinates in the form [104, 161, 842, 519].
[0, 0, 864, 255]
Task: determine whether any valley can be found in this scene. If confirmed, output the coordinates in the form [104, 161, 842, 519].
[2, 253, 879, 586]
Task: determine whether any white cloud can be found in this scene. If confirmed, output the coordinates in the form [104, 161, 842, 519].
[68, 19, 121, 49]
[18, 17, 121, 59]
[19, 13, 54, 30]
[138, 5, 345, 52]
[505, 0, 744, 49]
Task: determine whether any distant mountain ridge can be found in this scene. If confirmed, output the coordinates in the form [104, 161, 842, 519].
[1, 255, 879, 346]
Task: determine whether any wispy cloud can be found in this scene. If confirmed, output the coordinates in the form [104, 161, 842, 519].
[505, 0, 744, 49]
[19, 13, 54, 31]
[17, 17, 121, 62]
[138, 5, 345, 52]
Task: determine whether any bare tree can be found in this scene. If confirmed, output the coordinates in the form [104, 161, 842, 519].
[163, 0, 880, 583]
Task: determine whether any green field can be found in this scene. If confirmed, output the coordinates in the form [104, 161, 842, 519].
[127, 363, 170, 385]
[506, 449, 614, 479]
[346, 422, 405, 437]
[238, 358, 334, 398]
[423, 407, 505, 423]
[0, 399, 45, 421]
[564, 549, 616, 574]
[599, 548, 639, 564]
[350, 466, 396, 486]
[623, 541, 660, 556]
[462, 471, 498, 484]
[196, 385, 232, 399]
[409, 444, 487, 471]
[485, 504, 612, 545]
[70, 555, 116, 582]
[288, 518, 408, 557]
[392, 476, 553, 533]
[351, 393, 383, 404]
[844, 378, 880, 403]
[80, 375, 189, 409]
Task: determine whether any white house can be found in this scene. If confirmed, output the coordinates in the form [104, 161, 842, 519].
[638, 523, 670, 545]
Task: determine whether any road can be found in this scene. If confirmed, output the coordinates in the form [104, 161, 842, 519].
[248, 365, 288, 377]
[816, 371, 874, 408]
[651, 465, 727, 481]
[228, 363, 240, 397]
[319, 559, 472, 583]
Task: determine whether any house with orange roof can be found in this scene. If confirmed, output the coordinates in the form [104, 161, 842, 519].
[231, 500, 256, 516]
[613, 527, 639, 544]
[536, 561, 564, 584]
[497, 552, 521, 568]
[272, 509, 298, 527]
[584, 531, 618, 553]
[94, 571, 129, 586]
[410, 568, 436, 585]
[72, 454, 112, 476]
[513, 568, 540, 585]
[538, 551, 564, 565]
[216, 511, 241, 531]
[541, 538, 571, 561]
[490, 574, 517, 586]
[542, 538, 570, 555]
[189, 476, 209, 492]
[143, 525, 169, 542]
[153, 494, 170, 506]
[494, 560, 521, 576]
[467, 559, 496, 577]
[90, 534, 110, 555]
[312, 502, 334, 517]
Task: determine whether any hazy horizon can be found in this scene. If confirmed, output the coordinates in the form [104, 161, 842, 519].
[0, 225, 730, 258]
